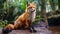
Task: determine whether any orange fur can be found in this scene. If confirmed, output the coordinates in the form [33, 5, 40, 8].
[4, 24, 14, 30]
[14, 12, 29, 29]
[14, 2, 36, 29]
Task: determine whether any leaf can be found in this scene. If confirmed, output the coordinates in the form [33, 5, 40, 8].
[13, 7, 18, 16]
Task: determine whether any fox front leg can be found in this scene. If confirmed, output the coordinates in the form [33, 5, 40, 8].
[28, 20, 37, 33]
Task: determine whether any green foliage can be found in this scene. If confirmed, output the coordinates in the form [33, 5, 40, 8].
[35, 15, 41, 20]
[4, 2, 9, 10]
[54, 0, 58, 5]
[4, 2, 7, 10]
[0, 20, 8, 27]
[12, 0, 26, 10]
[13, 7, 18, 16]
[0, 0, 27, 21]
[14, 16, 18, 21]
[29, 0, 34, 2]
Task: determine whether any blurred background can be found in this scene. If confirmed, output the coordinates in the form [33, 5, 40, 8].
[0, 0, 60, 34]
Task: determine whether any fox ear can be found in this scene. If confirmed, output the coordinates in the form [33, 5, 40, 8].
[32, 1, 37, 6]
[26, 1, 30, 7]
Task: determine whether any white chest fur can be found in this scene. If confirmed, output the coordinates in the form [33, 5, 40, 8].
[29, 10, 36, 22]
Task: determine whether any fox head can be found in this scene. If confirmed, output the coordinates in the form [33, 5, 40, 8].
[25, 1, 36, 13]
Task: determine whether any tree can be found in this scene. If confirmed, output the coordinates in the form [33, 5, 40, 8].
[49, 0, 56, 15]
[41, 0, 48, 28]
[58, 0, 60, 9]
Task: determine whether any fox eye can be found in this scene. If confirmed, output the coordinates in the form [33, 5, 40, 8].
[29, 7, 32, 8]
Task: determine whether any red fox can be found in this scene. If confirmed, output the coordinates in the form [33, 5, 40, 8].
[2, 1, 37, 34]
[14, 1, 37, 32]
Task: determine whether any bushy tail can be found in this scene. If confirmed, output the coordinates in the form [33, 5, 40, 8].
[2, 28, 12, 34]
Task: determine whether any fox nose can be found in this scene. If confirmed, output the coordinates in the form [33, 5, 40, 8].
[32, 10, 35, 12]
[33, 10, 35, 11]
[33, 10, 35, 12]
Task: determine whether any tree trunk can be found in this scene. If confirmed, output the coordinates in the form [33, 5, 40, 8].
[41, 0, 48, 28]
[58, 0, 60, 9]
[50, 0, 56, 15]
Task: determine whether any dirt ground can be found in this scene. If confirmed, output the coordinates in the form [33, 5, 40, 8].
[49, 26, 60, 34]
[0, 27, 54, 34]
[0, 20, 55, 34]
